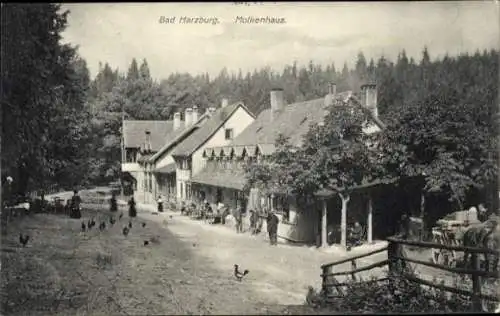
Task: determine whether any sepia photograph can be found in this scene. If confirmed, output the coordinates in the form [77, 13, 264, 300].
[1, 2, 499, 315]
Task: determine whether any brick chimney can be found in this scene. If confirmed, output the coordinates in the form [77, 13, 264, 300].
[173, 112, 181, 130]
[361, 83, 378, 118]
[221, 98, 229, 108]
[145, 130, 151, 152]
[270, 88, 285, 122]
[192, 105, 199, 124]
[184, 107, 193, 127]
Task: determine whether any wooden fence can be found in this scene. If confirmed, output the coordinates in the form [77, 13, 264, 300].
[321, 237, 500, 311]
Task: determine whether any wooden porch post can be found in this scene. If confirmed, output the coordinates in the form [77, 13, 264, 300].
[340, 192, 350, 248]
[367, 195, 373, 244]
[321, 198, 328, 248]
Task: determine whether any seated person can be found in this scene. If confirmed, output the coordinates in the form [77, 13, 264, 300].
[348, 221, 363, 247]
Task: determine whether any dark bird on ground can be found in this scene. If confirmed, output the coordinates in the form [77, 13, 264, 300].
[119, 212, 123, 220]
[144, 240, 149, 246]
[110, 217, 116, 225]
[128, 221, 132, 229]
[99, 221, 106, 231]
[19, 233, 30, 247]
[81, 222, 86, 232]
[142, 222, 146, 228]
[122, 227, 129, 236]
[234, 264, 249, 281]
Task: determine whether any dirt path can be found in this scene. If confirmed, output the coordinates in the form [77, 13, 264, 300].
[139, 209, 389, 307]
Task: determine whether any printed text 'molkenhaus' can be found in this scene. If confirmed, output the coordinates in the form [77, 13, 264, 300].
[234, 16, 286, 24]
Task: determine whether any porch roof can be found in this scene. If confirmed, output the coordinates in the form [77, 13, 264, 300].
[190, 168, 247, 191]
[154, 163, 176, 174]
[315, 177, 399, 198]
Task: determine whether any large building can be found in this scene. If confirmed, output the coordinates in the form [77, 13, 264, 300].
[121, 99, 255, 205]
[191, 83, 387, 247]
[121, 120, 174, 202]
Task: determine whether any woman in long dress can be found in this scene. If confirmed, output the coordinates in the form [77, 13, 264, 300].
[128, 197, 137, 218]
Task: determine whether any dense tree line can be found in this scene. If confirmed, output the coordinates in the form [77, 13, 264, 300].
[245, 49, 499, 226]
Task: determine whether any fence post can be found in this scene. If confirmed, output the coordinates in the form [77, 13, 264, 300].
[321, 266, 329, 297]
[471, 253, 482, 311]
[351, 259, 357, 281]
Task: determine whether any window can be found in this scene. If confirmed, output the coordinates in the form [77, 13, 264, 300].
[225, 128, 234, 140]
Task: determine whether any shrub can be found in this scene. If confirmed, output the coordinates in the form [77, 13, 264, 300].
[312, 272, 477, 313]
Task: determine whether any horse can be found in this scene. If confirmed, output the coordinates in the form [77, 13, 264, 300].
[460, 217, 499, 272]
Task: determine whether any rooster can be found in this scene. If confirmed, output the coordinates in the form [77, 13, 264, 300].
[122, 226, 129, 236]
[19, 233, 30, 247]
[81, 222, 86, 232]
[234, 264, 249, 281]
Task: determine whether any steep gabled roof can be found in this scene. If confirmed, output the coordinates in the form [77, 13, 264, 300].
[149, 112, 211, 164]
[224, 91, 384, 151]
[171, 102, 255, 158]
[123, 120, 173, 151]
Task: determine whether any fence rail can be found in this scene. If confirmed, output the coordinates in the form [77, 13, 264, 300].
[320, 236, 500, 312]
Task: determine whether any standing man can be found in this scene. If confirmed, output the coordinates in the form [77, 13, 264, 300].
[266, 210, 279, 246]
[157, 195, 164, 213]
[233, 205, 243, 233]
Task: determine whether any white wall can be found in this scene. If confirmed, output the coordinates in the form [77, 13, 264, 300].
[191, 106, 254, 176]
[156, 155, 175, 169]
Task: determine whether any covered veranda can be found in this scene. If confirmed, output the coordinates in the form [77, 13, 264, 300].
[315, 178, 398, 248]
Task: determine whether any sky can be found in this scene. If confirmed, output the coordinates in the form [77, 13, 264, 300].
[61, 2, 500, 81]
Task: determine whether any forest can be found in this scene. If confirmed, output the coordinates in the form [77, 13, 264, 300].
[2, 4, 498, 215]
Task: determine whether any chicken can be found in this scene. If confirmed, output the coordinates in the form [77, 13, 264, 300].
[19, 233, 30, 247]
[142, 222, 146, 228]
[122, 226, 129, 236]
[143, 240, 149, 246]
[119, 212, 123, 220]
[81, 222, 86, 232]
[234, 264, 249, 281]
[99, 221, 106, 231]
[109, 217, 115, 225]
[128, 221, 132, 229]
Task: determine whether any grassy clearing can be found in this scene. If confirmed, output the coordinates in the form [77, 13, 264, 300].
[0, 206, 299, 315]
